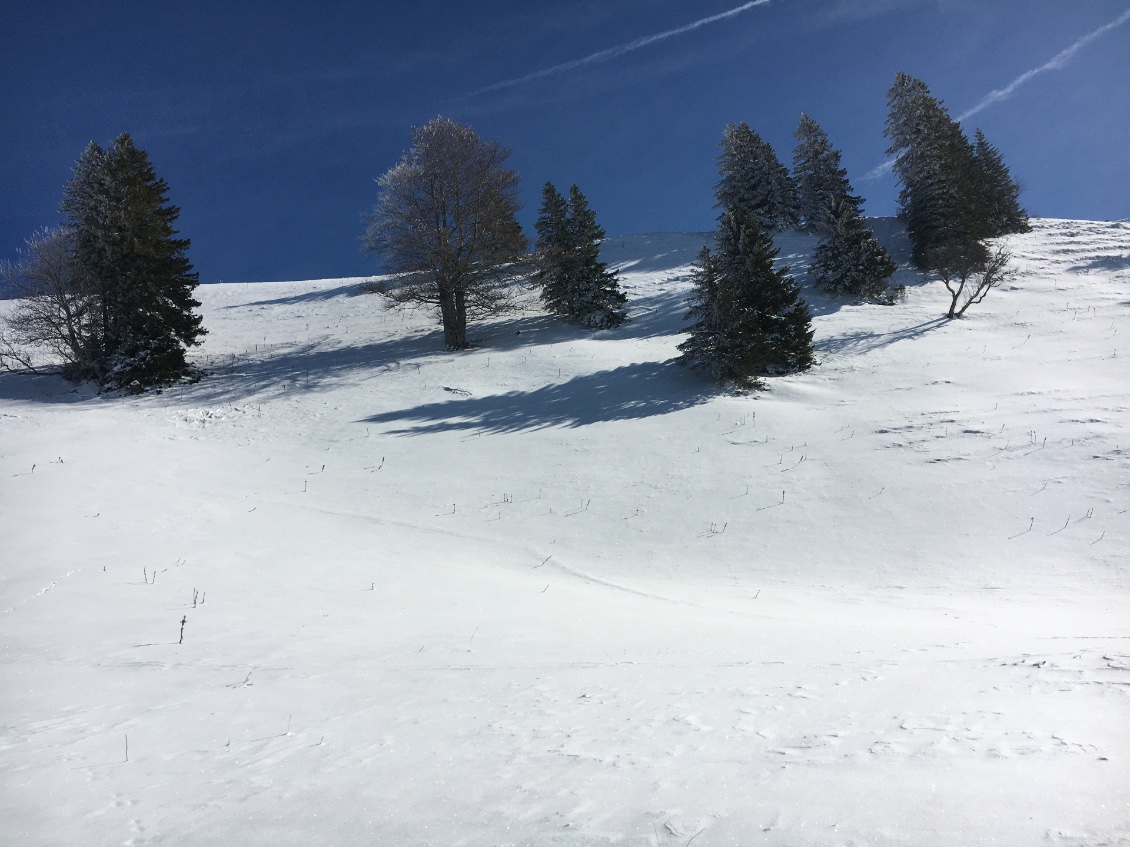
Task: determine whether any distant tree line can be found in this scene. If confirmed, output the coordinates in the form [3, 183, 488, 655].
[2, 72, 1028, 394]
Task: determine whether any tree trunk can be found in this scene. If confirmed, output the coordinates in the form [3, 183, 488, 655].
[454, 288, 468, 348]
[439, 283, 468, 349]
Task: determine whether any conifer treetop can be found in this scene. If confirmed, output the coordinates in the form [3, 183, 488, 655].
[715, 122, 800, 232]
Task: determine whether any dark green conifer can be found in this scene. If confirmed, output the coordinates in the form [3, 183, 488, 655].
[62, 133, 203, 389]
[534, 182, 626, 329]
[792, 114, 860, 235]
[533, 182, 572, 316]
[970, 129, 1030, 237]
[811, 198, 897, 302]
[884, 73, 985, 268]
[678, 208, 813, 389]
[715, 122, 800, 231]
[563, 186, 626, 329]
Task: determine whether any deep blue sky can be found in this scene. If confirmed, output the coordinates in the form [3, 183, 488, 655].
[3, 1, 1128, 282]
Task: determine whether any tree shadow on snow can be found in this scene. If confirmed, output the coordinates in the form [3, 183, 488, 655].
[361, 360, 712, 435]
[0, 371, 102, 404]
[814, 317, 948, 356]
[1068, 254, 1130, 274]
[219, 279, 378, 309]
[177, 330, 452, 404]
[464, 287, 693, 349]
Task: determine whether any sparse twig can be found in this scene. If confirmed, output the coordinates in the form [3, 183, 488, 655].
[1009, 517, 1034, 539]
[1048, 516, 1070, 536]
[564, 499, 590, 517]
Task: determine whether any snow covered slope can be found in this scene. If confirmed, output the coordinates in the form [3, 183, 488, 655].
[1, 218, 1127, 846]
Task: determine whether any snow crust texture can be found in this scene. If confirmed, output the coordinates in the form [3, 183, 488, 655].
[1, 219, 1128, 846]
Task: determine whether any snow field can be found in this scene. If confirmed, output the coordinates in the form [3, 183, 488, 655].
[1, 219, 1128, 846]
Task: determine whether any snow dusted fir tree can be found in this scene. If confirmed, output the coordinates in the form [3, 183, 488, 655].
[884, 72, 985, 268]
[533, 182, 627, 329]
[791, 114, 897, 302]
[811, 198, 897, 302]
[791, 114, 859, 235]
[59, 133, 204, 389]
[533, 182, 570, 313]
[715, 122, 800, 232]
[677, 207, 813, 390]
[970, 129, 1030, 238]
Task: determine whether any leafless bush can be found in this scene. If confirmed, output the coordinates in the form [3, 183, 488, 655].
[928, 241, 1013, 319]
[0, 227, 98, 376]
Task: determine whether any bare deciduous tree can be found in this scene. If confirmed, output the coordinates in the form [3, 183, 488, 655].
[361, 117, 528, 349]
[0, 227, 97, 376]
[929, 241, 1013, 319]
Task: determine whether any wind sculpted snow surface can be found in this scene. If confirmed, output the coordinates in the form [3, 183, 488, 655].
[1, 219, 1128, 846]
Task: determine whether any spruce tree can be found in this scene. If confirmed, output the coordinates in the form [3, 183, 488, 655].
[970, 129, 1030, 237]
[62, 133, 204, 389]
[533, 182, 572, 316]
[562, 186, 627, 329]
[792, 114, 859, 235]
[884, 73, 984, 268]
[534, 182, 626, 329]
[677, 207, 813, 390]
[675, 247, 732, 384]
[811, 198, 897, 302]
[60, 141, 115, 378]
[715, 122, 800, 231]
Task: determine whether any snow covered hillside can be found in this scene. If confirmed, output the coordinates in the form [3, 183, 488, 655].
[1, 218, 1128, 846]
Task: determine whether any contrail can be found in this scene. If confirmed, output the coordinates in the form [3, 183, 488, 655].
[462, 0, 772, 99]
[957, 6, 1130, 121]
[863, 6, 1130, 181]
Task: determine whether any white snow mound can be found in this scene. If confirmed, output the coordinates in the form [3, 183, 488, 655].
[1, 218, 1128, 846]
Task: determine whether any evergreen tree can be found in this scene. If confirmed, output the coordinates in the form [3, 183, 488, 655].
[792, 114, 860, 235]
[60, 141, 114, 376]
[533, 182, 571, 316]
[534, 182, 627, 329]
[677, 207, 813, 390]
[811, 198, 897, 302]
[675, 247, 731, 383]
[970, 129, 1030, 237]
[884, 73, 985, 268]
[562, 186, 627, 329]
[715, 122, 800, 231]
[61, 133, 204, 389]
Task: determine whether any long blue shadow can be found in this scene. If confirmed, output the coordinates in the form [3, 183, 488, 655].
[362, 361, 712, 435]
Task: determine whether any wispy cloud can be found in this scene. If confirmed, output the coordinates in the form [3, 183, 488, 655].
[862, 6, 1130, 181]
[955, 7, 1130, 122]
[460, 0, 772, 99]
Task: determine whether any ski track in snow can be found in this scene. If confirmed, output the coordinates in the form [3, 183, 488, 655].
[0, 219, 1128, 847]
